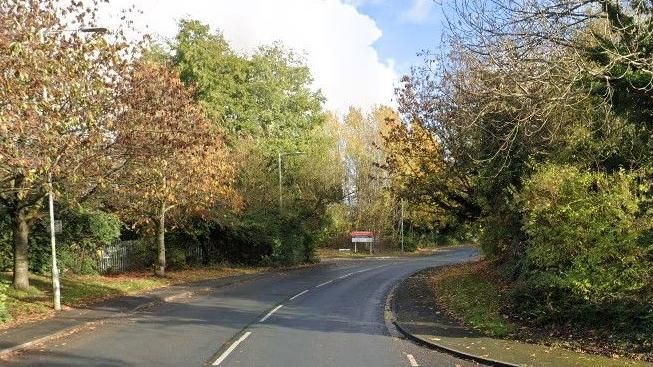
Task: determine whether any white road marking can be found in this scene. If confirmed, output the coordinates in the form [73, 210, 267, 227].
[212, 331, 252, 366]
[357, 264, 386, 273]
[259, 305, 283, 322]
[338, 272, 353, 279]
[316, 280, 333, 287]
[290, 290, 309, 300]
[406, 354, 419, 367]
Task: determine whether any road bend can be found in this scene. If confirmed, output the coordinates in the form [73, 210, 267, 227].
[4, 247, 483, 367]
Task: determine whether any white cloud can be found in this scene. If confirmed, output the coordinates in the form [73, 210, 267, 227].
[343, 0, 384, 8]
[97, 0, 397, 112]
[400, 0, 435, 24]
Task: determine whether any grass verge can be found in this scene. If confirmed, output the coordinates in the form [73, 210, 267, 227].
[428, 261, 516, 337]
[0, 266, 259, 329]
[428, 261, 653, 364]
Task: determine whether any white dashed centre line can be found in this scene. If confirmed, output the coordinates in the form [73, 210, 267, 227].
[316, 279, 333, 287]
[259, 305, 283, 323]
[290, 290, 309, 300]
[338, 272, 353, 279]
[212, 331, 252, 366]
[406, 354, 419, 367]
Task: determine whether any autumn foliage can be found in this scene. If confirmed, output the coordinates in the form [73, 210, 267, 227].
[0, 1, 239, 285]
[0, 0, 346, 290]
[0, 0, 129, 289]
[111, 61, 239, 276]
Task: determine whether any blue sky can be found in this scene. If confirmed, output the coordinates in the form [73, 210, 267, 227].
[352, 0, 447, 75]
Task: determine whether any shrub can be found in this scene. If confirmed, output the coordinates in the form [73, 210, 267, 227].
[0, 281, 10, 323]
[36, 208, 122, 275]
[0, 215, 13, 272]
[514, 164, 653, 328]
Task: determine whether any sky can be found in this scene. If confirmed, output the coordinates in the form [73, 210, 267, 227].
[97, 0, 446, 112]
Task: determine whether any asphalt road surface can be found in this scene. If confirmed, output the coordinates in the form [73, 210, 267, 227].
[4, 247, 484, 367]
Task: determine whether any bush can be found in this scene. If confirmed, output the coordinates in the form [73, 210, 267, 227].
[204, 220, 274, 265]
[514, 164, 653, 328]
[0, 215, 13, 272]
[36, 208, 122, 275]
[0, 281, 10, 323]
[126, 239, 156, 270]
[272, 215, 314, 266]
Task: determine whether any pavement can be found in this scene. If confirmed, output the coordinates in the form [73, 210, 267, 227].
[0, 247, 483, 367]
[391, 268, 653, 367]
[0, 273, 264, 357]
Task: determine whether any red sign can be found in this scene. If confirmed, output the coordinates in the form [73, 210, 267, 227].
[351, 231, 374, 237]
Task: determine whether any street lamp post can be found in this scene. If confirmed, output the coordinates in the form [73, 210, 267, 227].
[278, 151, 305, 213]
[40, 26, 108, 311]
[400, 199, 405, 253]
[47, 172, 61, 310]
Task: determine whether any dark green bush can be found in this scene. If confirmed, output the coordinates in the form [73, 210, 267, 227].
[0, 215, 13, 272]
[38, 208, 122, 275]
[204, 220, 274, 265]
[514, 164, 653, 329]
[272, 215, 315, 265]
[127, 239, 156, 270]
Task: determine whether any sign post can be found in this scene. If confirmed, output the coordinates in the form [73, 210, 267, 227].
[351, 231, 374, 254]
[54, 220, 62, 234]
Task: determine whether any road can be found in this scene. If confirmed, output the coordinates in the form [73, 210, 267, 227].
[3, 247, 483, 367]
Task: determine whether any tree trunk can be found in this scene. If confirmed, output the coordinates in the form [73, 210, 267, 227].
[12, 207, 30, 290]
[154, 206, 166, 277]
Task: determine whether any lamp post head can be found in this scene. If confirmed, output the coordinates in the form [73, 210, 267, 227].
[79, 27, 108, 34]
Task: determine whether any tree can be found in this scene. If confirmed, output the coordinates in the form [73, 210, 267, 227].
[450, 0, 653, 170]
[168, 19, 333, 264]
[0, 0, 128, 289]
[380, 113, 477, 227]
[398, 0, 653, 333]
[111, 60, 239, 276]
[172, 19, 325, 145]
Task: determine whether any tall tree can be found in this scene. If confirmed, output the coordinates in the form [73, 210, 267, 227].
[0, 0, 128, 289]
[112, 60, 239, 276]
[172, 19, 325, 145]
[168, 19, 332, 264]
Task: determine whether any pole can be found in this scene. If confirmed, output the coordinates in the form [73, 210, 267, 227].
[278, 152, 283, 213]
[48, 173, 61, 311]
[39, 26, 106, 312]
[400, 199, 405, 253]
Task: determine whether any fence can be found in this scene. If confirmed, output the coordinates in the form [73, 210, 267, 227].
[97, 240, 137, 273]
[97, 240, 205, 274]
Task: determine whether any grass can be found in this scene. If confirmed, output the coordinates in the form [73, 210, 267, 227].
[427, 261, 653, 365]
[0, 265, 259, 329]
[428, 261, 516, 337]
